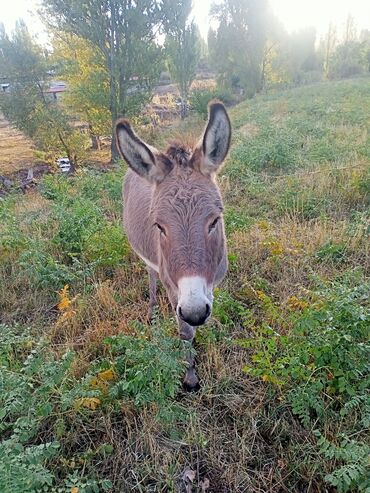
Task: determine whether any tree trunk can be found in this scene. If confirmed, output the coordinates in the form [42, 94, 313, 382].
[111, 115, 120, 161]
[109, 0, 120, 163]
[91, 133, 101, 151]
[180, 89, 188, 119]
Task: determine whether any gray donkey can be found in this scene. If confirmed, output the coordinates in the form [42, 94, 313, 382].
[115, 101, 231, 390]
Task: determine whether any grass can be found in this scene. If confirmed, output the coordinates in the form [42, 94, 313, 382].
[0, 77, 369, 492]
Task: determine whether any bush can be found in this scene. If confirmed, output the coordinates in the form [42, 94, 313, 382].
[105, 317, 187, 407]
[189, 87, 234, 118]
[240, 273, 370, 491]
[83, 224, 129, 267]
[0, 324, 114, 492]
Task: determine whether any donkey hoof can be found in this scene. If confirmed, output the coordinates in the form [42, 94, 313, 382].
[183, 368, 200, 392]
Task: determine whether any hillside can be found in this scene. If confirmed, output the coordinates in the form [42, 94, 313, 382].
[0, 78, 369, 493]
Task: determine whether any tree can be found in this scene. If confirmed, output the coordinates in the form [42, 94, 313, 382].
[320, 23, 337, 79]
[52, 33, 111, 149]
[279, 28, 320, 84]
[0, 21, 87, 171]
[41, 0, 165, 161]
[163, 0, 200, 119]
[208, 0, 272, 97]
[325, 19, 370, 80]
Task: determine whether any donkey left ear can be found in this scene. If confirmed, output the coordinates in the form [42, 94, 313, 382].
[199, 101, 231, 176]
[115, 119, 171, 184]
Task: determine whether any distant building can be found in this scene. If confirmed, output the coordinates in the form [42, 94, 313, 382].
[45, 81, 67, 101]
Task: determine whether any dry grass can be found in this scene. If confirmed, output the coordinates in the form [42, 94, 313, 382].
[1, 78, 369, 492]
[0, 114, 35, 174]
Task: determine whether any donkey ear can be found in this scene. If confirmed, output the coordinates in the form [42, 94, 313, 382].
[115, 119, 170, 183]
[200, 101, 231, 176]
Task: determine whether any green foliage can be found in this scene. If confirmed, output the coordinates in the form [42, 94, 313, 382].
[208, 0, 272, 96]
[0, 440, 59, 493]
[224, 206, 253, 234]
[53, 198, 104, 257]
[0, 22, 88, 167]
[228, 78, 370, 197]
[42, 0, 164, 160]
[189, 86, 235, 118]
[316, 240, 347, 263]
[230, 124, 303, 173]
[0, 323, 116, 492]
[52, 34, 111, 139]
[278, 183, 329, 219]
[329, 39, 370, 79]
[105, 317, 187, 407]
[317, 433, 370, 492]
[241, 274, 370, 490]
[164, 0, 200, 118]
[83, 224, 129, 267]
[0, 325, 71, 490]
[213, 289, 251, 328]
[18, 248, 84, 289]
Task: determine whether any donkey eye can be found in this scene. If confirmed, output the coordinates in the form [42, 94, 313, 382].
[208, 217, 220, 233]
[154, 223, 166, 236]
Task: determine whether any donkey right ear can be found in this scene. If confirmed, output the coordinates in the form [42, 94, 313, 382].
[115, 119, 170, 183]
[199, 101, 231, 176]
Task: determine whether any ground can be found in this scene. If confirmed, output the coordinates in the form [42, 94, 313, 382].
[0, 78, 369, 493]
[0, 113, 35, 174]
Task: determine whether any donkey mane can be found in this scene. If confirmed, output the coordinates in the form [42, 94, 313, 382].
[165, 141, 193, 168]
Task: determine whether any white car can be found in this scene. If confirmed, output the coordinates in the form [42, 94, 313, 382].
[57, 157, 71, 173]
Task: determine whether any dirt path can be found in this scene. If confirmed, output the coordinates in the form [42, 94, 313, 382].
[0, 114, 35, 175]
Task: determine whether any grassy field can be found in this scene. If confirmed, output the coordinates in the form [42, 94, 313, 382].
[0, 78, 369, 493]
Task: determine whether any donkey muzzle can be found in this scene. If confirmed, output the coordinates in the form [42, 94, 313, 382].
[177, 276, 212, 327]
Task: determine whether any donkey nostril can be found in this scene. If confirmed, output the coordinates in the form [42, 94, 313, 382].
[205, 304, 211, 318]
[178, 306, 185, 320]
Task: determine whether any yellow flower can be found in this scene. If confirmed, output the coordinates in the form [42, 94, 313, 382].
[57, 284, 71, 311]
[75, 397, 101, 410]
[288, 296, 309, 311]
[261, 240, 284, 256]
[256, 220, 269, 231]
[71, 488, 79, 493]
[98, 368, 116, 382]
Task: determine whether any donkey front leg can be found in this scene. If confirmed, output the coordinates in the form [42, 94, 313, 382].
[167, 291, 200, 391]
[179, 319, 200, 391]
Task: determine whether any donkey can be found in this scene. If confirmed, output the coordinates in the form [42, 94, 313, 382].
[115, 101, 231, 390]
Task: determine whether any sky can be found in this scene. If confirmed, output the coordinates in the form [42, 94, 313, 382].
[0, 0, 369, 44]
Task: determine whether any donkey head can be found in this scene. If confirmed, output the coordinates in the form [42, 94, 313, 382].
[116, 101, 231, 327]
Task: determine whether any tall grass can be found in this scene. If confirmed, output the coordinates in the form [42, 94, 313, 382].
[0, 77, 369, 492]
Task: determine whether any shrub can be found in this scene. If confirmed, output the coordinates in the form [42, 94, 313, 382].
[53, 199, 104, 258]
[82, 223, 129, 268]
[316, 240, 347, 263]
[240, 273, 370, 491]
[0, 324, 113, 492]
[105, 317, 187, 407]
[189, 87, 234, 118]
[18, 248, 87, 289]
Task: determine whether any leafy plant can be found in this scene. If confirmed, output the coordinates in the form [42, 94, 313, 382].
[189, 86, 234, 118]
[316, 240, 347, 263]
[240, 274, 370, 490]
[105, 317, 187, 407]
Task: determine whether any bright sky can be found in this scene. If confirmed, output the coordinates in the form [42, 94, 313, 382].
[1, 0, 369, 43]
